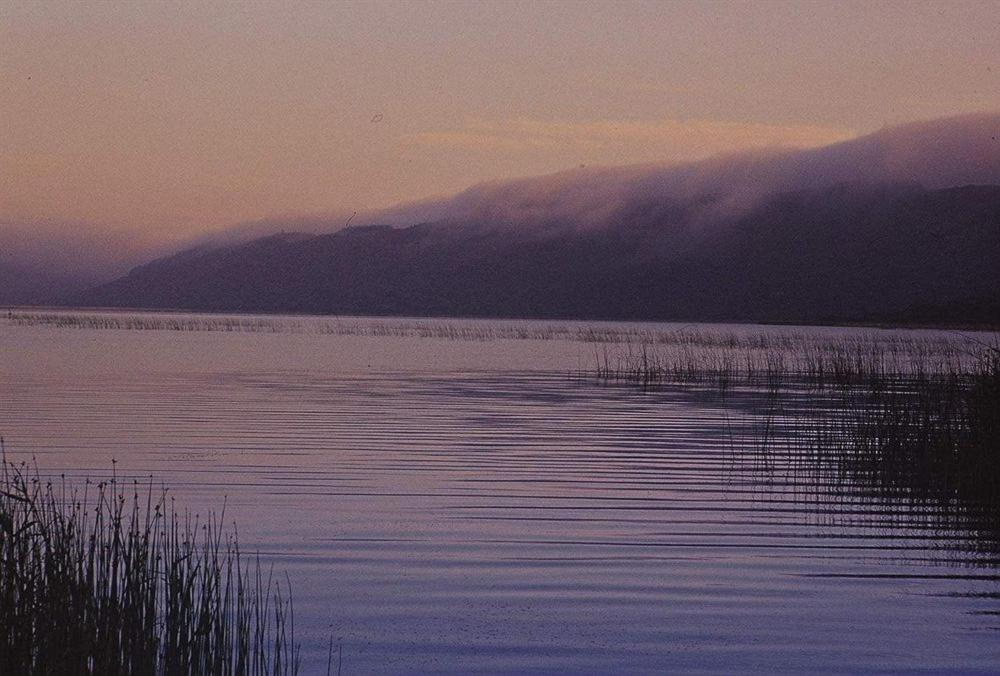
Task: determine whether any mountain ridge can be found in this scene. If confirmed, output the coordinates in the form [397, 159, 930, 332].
[76, 182, 1000, 326]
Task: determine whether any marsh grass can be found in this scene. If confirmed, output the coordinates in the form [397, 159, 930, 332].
[6, 311, 984, 361]
[0, 453, 299, 675]
[770, 352, 998, 551]
[819, 349, 1000, 514]
[593, 335, 974, 392]
[597, 335, 1000, 548]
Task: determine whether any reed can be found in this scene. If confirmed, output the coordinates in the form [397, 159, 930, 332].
[0, 454, 299, 675]
[593, 333, 976, 391]
[8, 311, 983, 362]
[725, 346, 1000, 546]
[823, 348, 1000, 508]
[596, 333, 1000, 544]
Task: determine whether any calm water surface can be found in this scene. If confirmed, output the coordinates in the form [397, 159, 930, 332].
[2, 312, 999, 673]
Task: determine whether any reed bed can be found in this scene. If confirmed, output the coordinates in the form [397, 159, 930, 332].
[593, 335, 977, 391]
[595, 333, 1000, 548]
[8, 311, 982, 366]
[720, 347, 1000, 550]
[815, 349, 1000, 512]
[0, 454, 299, 675]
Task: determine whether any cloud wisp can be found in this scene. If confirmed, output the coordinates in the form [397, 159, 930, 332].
[2, 110, 998, 301]
[379, 111, 1000, 233]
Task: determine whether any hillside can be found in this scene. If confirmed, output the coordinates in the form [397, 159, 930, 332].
[78, 183, 1000, 325]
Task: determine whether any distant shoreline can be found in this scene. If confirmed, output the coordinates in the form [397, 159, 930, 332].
[7, 303, 999, 334]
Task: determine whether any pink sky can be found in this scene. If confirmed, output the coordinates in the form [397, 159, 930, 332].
[2, 0, 998, 243]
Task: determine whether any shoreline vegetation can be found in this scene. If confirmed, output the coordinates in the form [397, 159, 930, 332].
[0, 452, 299, 675]
[5, 307, 999, 334]
[6, 310, 997, 347]
[597, 339, 1000, 547]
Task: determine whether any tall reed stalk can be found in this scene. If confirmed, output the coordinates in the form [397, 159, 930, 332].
[598, 336, 1000, 540]
[0, 453, 299, 675]
[727, 346, 1000, 542]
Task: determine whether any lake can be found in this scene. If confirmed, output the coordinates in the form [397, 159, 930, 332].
[2, 311, 998, 673]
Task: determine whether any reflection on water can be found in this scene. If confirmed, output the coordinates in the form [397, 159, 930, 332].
[2, 313, 999, 673]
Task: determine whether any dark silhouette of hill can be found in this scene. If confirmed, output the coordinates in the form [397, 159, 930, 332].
[78, 183, 1000, 325]
[7, 110, 1000, 319]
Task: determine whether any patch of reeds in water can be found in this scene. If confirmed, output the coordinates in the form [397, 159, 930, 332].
[0, 454, 299, 675]
[593, 334, 979, 392]
[7, 311, 986, 361]
[595, 334, 1000, 552]
[815, 349, 1000, 528]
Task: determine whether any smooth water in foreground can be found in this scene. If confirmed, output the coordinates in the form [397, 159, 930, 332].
[2, 311, 999, 673]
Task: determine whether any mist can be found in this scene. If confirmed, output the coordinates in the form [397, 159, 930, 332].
[0, 220, 177, 304]
[369, 111, 1000, 233]
[2, 111, 998, 304]
[181, 111, 1000, 252]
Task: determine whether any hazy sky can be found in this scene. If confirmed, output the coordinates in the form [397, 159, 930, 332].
[2, 0, 998, 242]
